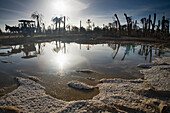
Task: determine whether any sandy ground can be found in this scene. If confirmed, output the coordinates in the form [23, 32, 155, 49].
[0, 56, 169, 112]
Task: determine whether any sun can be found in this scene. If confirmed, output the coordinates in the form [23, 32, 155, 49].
[51, 0, 68, 14]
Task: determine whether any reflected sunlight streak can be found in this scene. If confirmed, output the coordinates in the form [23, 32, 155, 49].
[56, 53, 67, 71]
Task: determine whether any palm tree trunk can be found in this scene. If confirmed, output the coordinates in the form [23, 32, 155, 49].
[114, 14, 121, 36]
[148, 15, 151, 32]
[55, 21, 58, 31]
[59, 22, 61, 31]
[162, 16, 165, 33]
[64, 16, 66, 31]
[37, 17, 40, 33]
[152, 13, 156, 33]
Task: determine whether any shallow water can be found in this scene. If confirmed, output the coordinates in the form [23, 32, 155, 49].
[0, 41, 169, 101]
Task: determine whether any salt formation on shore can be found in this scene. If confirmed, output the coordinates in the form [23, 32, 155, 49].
[0, 57, 169, 113]
[68, 81, 94, 90]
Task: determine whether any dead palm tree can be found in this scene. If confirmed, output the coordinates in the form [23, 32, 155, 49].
[147, 15, 152, 32]
[124, 13, 132, 36]
[86, 19, 92, 30]
[151, 13, 156, 33]
[92, 23, 95, 30]
[141, 18, 146, 32]
[114, 14, 121, 36]
[31, 11, 43, 33]
[66, 24, 71, 32]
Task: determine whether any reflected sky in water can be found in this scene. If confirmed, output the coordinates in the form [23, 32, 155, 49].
[1, 41, 170, 80]
[0, 41, 170, 100]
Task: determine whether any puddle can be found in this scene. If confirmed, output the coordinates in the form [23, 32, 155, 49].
[0, 41, 170, 101]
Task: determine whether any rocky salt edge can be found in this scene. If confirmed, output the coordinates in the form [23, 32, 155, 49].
[0, 57, 170, 113]
[68, 81, 94, 90]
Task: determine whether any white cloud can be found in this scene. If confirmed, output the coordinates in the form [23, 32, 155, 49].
[0, 7, 25, 15]
[10, 0, 26, 8]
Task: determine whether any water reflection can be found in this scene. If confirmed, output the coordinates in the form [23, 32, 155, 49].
[52, 41, 68, 72]
[0, 42, 168, 66]
[9, 45, 22, 55]
[22, 44, 37, 59]
[86, 44, 91, 50]
[0, 41, 169, 101]
[53, 41, 66, 54]
[108, 43, 166, 63]
[1, 43, 168, 79]
[0, 43, 45, 59]
[121, 45, 134, 61]
[138, 45, 164, 63]
[110, 44, 135, 61]
[110, 43, 120, 59]
[0, 45, 22, 56]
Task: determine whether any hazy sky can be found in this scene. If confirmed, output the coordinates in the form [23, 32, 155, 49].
[0, 0, 170, 31]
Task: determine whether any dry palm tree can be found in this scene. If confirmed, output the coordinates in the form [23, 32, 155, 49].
[92, 23, 95, 30]
[152, 13, 156, 33]
[58, 17, 63, 31]
[52, 17, 59, 31]
[114, 14, 121, 31]
[124, 13, 132, 36]
[52, 16, 63, 31]
[66, 24, 71, 32]
[146, 15, 152, 33]
[86, 19, 92, 30]
[108, 23, 113, 30]
[114, 14, 121, 36]
[141, 18, 146, 32]
[31, 11, 43, 33]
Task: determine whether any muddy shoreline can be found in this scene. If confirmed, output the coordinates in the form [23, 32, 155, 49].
[0, 56, 169, 113]
[0, 35, 170, 47]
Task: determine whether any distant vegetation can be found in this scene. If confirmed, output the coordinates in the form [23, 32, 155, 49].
[1, 12, 170, 39]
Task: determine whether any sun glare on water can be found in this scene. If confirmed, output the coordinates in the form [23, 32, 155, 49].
[56, 53, 67, 70]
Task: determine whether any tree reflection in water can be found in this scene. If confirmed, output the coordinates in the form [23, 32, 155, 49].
[0, 41, 166, 63]
[53, 41, 66, 54]
[0, 43, 45, 59]
[108, 43, 165, 62]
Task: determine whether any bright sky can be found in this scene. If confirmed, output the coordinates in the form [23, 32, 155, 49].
[0, 0, 170, 31]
